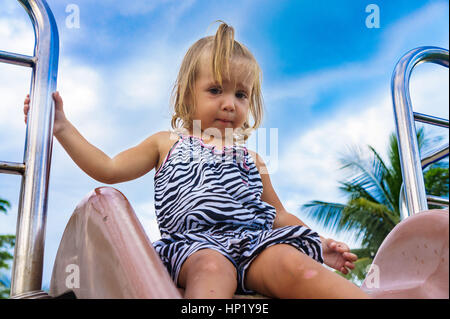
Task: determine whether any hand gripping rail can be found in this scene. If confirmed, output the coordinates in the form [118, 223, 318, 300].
[0, 0, 59, 298]
[392, 46, 449, 220]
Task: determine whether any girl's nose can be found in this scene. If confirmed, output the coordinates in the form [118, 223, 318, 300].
[221, 94, 236, 112]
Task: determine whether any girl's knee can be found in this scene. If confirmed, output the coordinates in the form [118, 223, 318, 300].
[187, 249, 237, 280]
[245, 244, 318, 297]
[276, 246, 311, 274]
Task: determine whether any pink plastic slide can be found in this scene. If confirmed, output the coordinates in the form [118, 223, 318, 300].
[361, 209, 448, 298]
[49, 187, 181, 298]
[50, 186, 449, 299]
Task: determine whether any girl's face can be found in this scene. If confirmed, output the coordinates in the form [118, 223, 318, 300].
[190, 55, 252, 140]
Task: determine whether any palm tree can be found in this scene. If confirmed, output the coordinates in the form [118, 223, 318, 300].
[0, 197, 14, 299]
[301, 128, 449, 283]
[0, 198, 10, 214]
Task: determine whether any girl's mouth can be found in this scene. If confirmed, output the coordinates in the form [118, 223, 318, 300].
[217, 119, 232, 124]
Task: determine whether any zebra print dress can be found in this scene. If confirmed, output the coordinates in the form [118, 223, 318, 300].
[152, 131, 323, 294]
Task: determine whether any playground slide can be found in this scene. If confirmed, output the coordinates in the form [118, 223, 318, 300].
[49, 187, 181, 298]
[2, 0, 448, 300]
[361, 209, 448, 298]
[49, 187, 448, 299]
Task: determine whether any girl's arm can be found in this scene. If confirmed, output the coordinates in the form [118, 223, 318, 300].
[55, 121, 163, 184]
[55, 120, 114, 183]
[24, 92, 162, 184]
[249, 150, 358, 273]
[248, 150, 326, 242]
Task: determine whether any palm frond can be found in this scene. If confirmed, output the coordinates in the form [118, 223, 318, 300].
[339, 148, 396, 212]
[342, 198, 397, 248]
[424, 165, 449, 197]
[338, 181, 378, 203]
[351, 198, 399, 228]
[0, 199, 11, 214]
[367, 145, 398, 208]
[301, 201, 346, 234]
[386, 134, 404, 210]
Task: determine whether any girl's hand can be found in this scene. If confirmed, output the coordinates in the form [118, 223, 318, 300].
[23, 91, 68, 135]
[321, 238, 357, 275]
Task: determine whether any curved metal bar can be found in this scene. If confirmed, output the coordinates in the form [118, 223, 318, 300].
[421, 143, 449, 170]
[414, 112, 449, 128]
[9, 0, 59, 297]
[392, 46, 449, 218]
[0, 160, 26, 175]
[0, 50, 35, 67]
[399, 142, 449, 218]
[426, 195, 449, 207]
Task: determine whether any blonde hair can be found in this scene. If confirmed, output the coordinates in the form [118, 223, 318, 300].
[170, 21, 263, 141]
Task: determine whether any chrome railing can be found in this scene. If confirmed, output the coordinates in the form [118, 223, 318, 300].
[392, 46, 449, 220]
[0, 0, 59, 298]
[421, 143, 449, 170]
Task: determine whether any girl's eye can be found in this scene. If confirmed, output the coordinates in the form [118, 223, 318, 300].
[236, 92, 248, 99]
[208, 87, 221, 94]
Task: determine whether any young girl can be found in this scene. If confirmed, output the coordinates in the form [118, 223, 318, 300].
[24, 22, 369, 299]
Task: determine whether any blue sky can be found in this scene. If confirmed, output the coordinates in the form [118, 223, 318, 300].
[0, 0, 448, 290]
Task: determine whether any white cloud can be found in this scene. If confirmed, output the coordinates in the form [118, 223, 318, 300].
[110, 50, 178, 112]
[378, 1, 449, 63]
[0, 8, 35, 141]
[275, 65, 448, 199]
[266, 1, 449, 207]
[55, 59, 122, 146]
[0, 58, 117, 155]
[0, 64, 31, 155]
[0, 7, 119, 153]
[264, 1, 449, 111]
[57, 61, 102, 118]
[0, 11, 34, 55]
[264, 61, 373, 109]
[410, 64, 449, 120]
[276, 88, 394, 202]
[269, 63, 448, 247]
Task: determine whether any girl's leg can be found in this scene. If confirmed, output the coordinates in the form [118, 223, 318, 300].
[178, 248, 237, 299]
[245, 244, 370, 299]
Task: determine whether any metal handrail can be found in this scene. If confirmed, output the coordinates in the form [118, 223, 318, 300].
[426, 195, 449, 207]
[0, 0, 59, 298]
[0, 50, 35, 67]
[421, 143, 449, 170]
[392, 46, 449, 219]
[399, 143, 449, 220]
[414, 112, 449, 128]
[0, 160, 26, 175]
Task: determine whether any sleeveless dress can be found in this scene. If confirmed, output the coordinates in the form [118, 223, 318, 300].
[152, 131, 323, 294]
